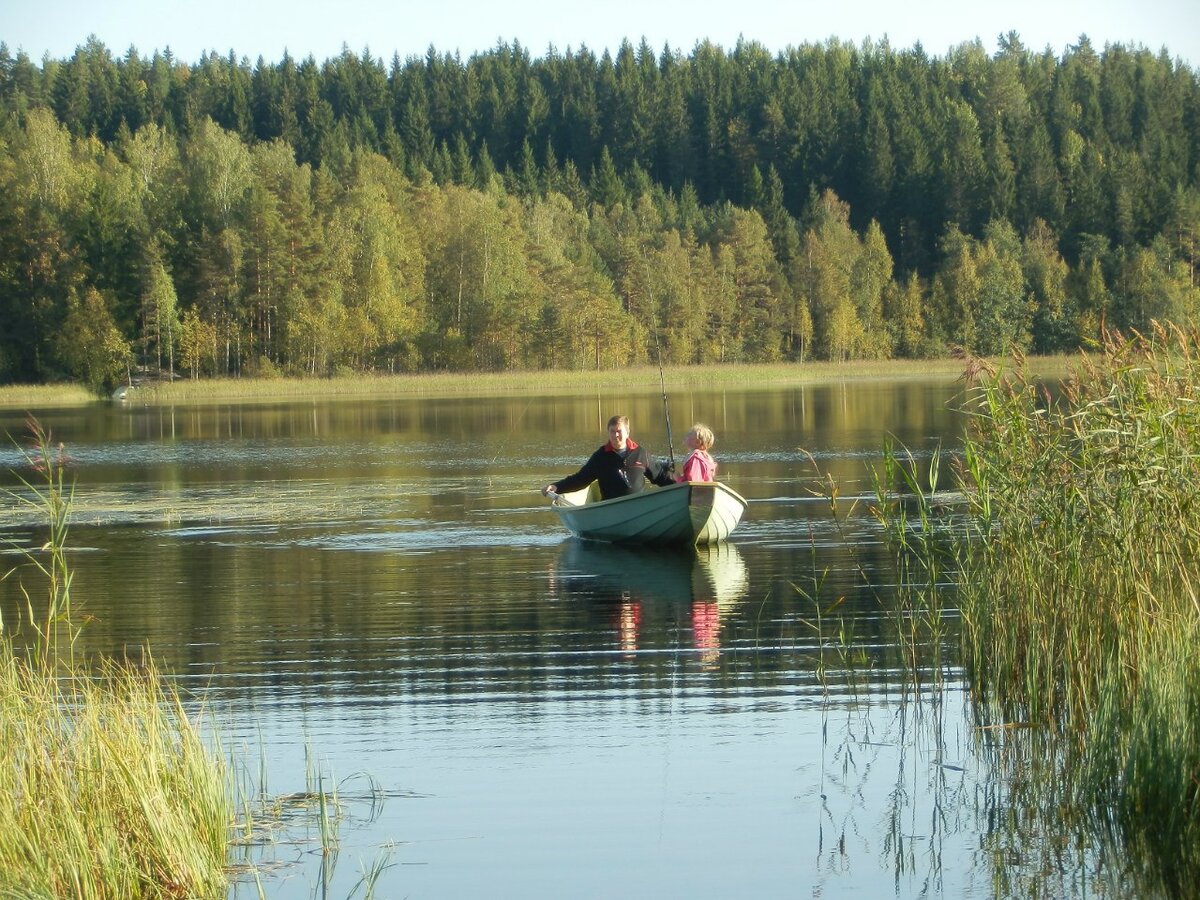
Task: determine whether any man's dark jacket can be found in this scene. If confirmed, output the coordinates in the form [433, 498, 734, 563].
[551, 440, 673, 500]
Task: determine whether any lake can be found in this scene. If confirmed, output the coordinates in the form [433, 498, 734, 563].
[0, 380, 1111, 898]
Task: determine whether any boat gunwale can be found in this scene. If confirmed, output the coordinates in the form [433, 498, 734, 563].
[551, 480, 747, 511]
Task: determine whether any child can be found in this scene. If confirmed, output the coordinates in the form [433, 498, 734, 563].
[677, 423, 717, 482]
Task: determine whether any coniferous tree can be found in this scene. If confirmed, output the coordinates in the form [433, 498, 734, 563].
[516, 138, 539, 198]
[591, 146, 626, 208]
[430, 141, 452, 184]
[715, 206, 783, 361]
[116, 47, 148, 134]
[798, 190, 863, 361]
[450, 133, 473, 185]
[475, 140, 498, 190]
[1070, 236, 1113, 343]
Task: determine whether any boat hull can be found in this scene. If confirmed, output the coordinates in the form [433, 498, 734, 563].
[550, 481, 746, 546]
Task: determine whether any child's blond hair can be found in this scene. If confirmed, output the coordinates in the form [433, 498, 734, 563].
[688, 423, 715, 450]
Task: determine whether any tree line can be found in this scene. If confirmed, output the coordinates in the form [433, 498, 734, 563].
[0, 33, 1197, 387]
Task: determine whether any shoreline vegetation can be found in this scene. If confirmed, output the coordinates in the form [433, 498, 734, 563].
[873, 323, 1200, 896]
[0, 355, 1081, 408]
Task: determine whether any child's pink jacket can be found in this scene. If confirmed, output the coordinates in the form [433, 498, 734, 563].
[677, 449, 716, 482]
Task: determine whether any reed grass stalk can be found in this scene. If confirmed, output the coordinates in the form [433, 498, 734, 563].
[869, 438, 954, 683]
[3, 419, 79, 670]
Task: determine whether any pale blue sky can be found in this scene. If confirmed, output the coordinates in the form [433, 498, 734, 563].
[3, 0, 1198, 67]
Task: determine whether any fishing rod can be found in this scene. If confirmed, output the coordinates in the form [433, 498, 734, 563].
[654, 335, 676, 471]
[643, 249, 676, 471]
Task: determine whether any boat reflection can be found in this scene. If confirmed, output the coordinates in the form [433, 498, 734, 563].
[550, 540, 749, 661]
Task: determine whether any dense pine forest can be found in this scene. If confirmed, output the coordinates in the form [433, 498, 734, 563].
[1, 33, 1198, 387]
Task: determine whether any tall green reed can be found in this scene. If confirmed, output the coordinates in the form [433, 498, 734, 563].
[957, 327, 1200, 723]
[0, 654, 232, 897]
[2, 420, 392, 897]
[801, 328, 1200, 893]
[793, 446, 954, 692]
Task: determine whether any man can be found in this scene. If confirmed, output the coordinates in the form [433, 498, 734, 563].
[542, 415, 674, 500]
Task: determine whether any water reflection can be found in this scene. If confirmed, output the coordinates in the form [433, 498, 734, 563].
[551, 541, 749, 663]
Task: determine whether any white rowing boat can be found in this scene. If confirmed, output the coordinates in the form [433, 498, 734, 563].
[548, 481, 747, 545]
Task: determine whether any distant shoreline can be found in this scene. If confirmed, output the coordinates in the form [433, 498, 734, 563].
[0, 356, 1081, 409]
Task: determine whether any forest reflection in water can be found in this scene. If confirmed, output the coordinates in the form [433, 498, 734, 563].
[0, 380, 1134, 897]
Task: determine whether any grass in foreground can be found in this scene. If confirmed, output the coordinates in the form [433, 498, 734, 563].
[958, 326, 1200, 895]
[0, 653, 231, 898]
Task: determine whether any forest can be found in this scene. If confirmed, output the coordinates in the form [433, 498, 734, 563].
[0, 32, 1197, 386]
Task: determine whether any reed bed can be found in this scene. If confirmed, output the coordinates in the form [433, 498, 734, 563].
[0, 383, 97, 409]
[0, 655, 231, 898]
[101, 356, 1080, 406]
[0, 356, 1079, 409]
[958, 329, 1200, 724]
[875, 324, 1200, 894]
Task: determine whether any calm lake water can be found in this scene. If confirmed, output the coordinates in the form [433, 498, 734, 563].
[0, 380, 1112, 898]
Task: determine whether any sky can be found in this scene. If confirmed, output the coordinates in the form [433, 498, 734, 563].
[3, 0, 1199, 68]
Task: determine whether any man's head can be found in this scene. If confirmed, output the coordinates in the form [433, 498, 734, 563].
[606, 415, 630, 450]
